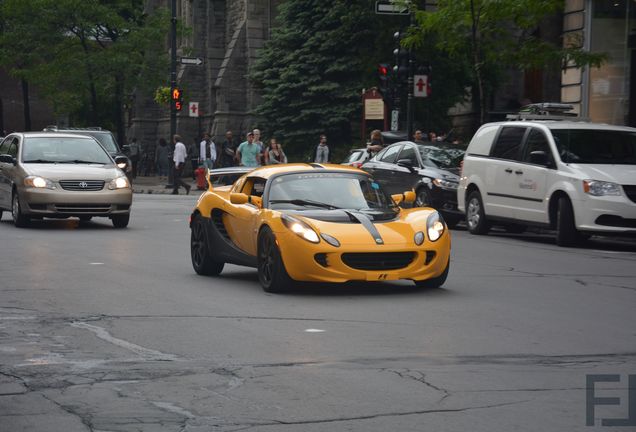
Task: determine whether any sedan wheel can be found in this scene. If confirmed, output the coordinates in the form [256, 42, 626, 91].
[12, 192, 30, 228]
[257, 226, 293, 293]
[465, 190, 489, 235]
[415, 188, 433, 208]
[190, 215, 224, 275]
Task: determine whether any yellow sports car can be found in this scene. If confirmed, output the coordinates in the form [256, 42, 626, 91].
[189, 163, 451, 293]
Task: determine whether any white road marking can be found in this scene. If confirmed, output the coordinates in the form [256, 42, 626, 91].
[305, 328, 325, 333]
[89, 262, 104, 265]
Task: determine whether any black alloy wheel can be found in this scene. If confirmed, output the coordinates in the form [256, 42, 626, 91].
[12, 192, 30, 228]
[111, 214, 130, 228]
[465, 190, 490, 235]
[257, 226, 293, 293]
[190, 214, 224, 275]
[415, 187, 433, 208]
[414, 258, 450, 289]
[556, 197, 581, 247]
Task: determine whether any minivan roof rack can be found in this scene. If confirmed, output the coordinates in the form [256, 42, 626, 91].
[43, 126, 103, 131]
[506, 103, 589, 121]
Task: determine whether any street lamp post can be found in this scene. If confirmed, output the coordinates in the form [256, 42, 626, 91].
[168, 0, 177, 187]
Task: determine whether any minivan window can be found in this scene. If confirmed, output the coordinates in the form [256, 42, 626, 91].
[522, 129, 553, 163]
[551, 129, 636, 165]
[491, 127, 526, 161]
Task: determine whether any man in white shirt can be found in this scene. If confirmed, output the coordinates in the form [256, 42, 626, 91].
[172, 134, 191, 195]
[199, 132, 216, 170]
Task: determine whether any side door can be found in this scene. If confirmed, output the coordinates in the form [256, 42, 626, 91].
[0, 136, 18, 209]
[485, 126, 527, 218]
[392, 143, 423, 195]
[363, 144, 403, 192]
[222, 176, 264, 255]
[513, 128, 553, 224]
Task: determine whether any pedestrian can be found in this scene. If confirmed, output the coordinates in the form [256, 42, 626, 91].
[313, 134, 329, 163]
[128, 137, 140, 179]
[220, 130, 236, 167]
[253, 128, 265, 165]
[366, 129, 385, 155]
[172, 134, 191, 195]
[155, 138, 170, 180]
[413, 130, 426, 144]
[199, 132, 216, 170]
[267, 138, 288, 164]
[429, 131, 437, 142]
[236, 131, 261, 167]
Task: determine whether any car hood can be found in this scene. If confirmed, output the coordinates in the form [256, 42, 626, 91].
[418, 166, 460, 180]
[569, 164, 636, 184]
[23, 163, 123, 180]
[286, 208, 437, 246]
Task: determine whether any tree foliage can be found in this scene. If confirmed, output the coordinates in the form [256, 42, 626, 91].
[402, 0, 607, 124]
[0, 0, 169, 139]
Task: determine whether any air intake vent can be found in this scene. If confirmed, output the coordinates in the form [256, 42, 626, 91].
[341, 252, 415, 271]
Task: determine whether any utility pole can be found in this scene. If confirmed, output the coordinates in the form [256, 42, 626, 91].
[405, 12, 415, 140]
[168, 0, 177, 187]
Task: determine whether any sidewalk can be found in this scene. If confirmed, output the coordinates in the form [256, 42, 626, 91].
[131, 175, 205, 195]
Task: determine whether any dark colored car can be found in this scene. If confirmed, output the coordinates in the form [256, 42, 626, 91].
[362, 141, 465, 227]
[43, 126, 133, 181]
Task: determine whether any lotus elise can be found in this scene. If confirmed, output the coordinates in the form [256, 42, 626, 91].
[190, 164, 451, 292]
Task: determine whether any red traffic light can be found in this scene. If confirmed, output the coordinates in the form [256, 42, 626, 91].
[378, 63, 389, 79]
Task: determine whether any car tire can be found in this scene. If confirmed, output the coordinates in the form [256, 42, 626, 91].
[465, 190, 489, 235]
[415, 187, 433, 208]
[190, 214, 224, 276]
[0, 210, 2, 221]
[111, 214, 130, 228]
[257, 226, 293, 293]
[556, 197, 580, 247]
[414, 258, 450, 289]
[12, 192, 30, 228]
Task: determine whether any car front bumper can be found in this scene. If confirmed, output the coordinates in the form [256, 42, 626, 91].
[20, 187, 132, 217]
[573, 194, 636, 233]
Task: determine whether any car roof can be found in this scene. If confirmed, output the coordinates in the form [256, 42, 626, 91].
[484, 120, 636, 132]
[246, 163, 366, 180]
[12, 132, 101, 139]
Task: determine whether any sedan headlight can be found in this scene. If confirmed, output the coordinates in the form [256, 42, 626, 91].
[426, 211, 445, 242]
[583, 180, 622, 196]
[432, 178, 459, 190]
[24, 176, 55, 189]
[108, 176, 130, 190]
[281, 214, 320, 243]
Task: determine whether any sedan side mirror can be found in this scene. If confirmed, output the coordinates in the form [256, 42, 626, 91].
[529, 150, 550, 166]
[114, 155, 129, 170]
[397, 159, 417, 172]
[0, 154, 16, 165]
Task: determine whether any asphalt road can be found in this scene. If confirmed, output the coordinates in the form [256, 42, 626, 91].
[1, 195, 635, 432]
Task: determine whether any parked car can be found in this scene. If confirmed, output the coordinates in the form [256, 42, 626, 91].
[362, 141, 465, 227]
[0, 132, 132, 228]
[458, 103, 636, 246]
[190, 163, 451, 292]
[43, 126, 133, 181]
[341, 148, 371, 168]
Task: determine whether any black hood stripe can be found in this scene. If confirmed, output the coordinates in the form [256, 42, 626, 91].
[346, 211, 384, 245]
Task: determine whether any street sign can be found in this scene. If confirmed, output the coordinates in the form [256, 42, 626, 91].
[188, 102, 199, 118]
[179, 57, 204, 66]
[391, 110, 399, 131]
[414, 74, 429, 98]
[375, 0, 409, 15]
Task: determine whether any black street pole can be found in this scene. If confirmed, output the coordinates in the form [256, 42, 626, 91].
[168, 0, 177, 187]
[406, 13, 415, 140]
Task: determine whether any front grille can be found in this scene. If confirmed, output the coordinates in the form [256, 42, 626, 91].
[59, 180, 105, 191]
[341, 252, 415, 271]
[622, 185, 636, 203]
[54, 204, 111, 214]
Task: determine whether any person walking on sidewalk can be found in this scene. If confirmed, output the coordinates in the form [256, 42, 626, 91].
[314, 134, 329, 163]
[172, 135, 191, 195]
[199, 132, 216, 170]
[237, 131, 261, 167]
[220, 130, 236, 167]
[155, 138, 170, 180]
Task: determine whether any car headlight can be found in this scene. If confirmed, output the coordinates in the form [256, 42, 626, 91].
[432, 178, 459, 189]
[24, 176, 55, 189]
[281, 214, 320, 243]
[583, 180, 621, 196]
[108, 176, 130, 190]
[426, 211, 445, 242]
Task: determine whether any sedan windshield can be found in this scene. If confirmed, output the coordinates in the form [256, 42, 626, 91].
[268, 173, 397, 212]
[22, 137, 113, 164]
[417, 145, 465, 169]
[551, 129, 636, 164]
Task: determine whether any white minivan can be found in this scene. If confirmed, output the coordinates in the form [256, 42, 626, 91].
[458, 111, 636, 246]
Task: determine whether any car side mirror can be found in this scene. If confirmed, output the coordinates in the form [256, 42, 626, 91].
[0, 154, 16, 165]
[230, 193, 249, 205]
[114, 155, 129, 169]
[391, 190, 415, 206]
[397, 159, 417, 171]
[529, 150, 549, 166]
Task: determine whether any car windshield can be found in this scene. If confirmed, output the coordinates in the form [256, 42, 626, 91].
[551, 129, 636, 164]
[22, 137, 113, 164]
[268, 172, 397, 212]
[68, 131, 119, 153]
[417, 145, 465, 169]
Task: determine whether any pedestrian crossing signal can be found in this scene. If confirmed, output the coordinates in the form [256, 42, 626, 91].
[172, 87, 183, 111]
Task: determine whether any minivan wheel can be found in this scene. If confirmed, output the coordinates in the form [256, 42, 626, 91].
[12, 192, 30, 228]
[556, 197, 580, 247]
[465, 190, 489, 234]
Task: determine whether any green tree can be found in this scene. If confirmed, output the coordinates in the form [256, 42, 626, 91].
[0, 0, 169, 142]
[402, 0, 606, 124]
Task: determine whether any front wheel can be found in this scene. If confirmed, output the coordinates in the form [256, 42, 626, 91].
[556, 197, 580, 247]
[415, 187, 433, 208]
[414, 259, 450, 289]
[111, 214, 130, 228]
[12, 192, 30, 228]
[190, 214, 224, 275]
[257, 226, 293, 293]
[465, 190, 489, 234]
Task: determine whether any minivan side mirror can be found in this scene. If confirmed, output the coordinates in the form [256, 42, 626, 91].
[0, 154, 16, 165]
[529, 150, 550, 166]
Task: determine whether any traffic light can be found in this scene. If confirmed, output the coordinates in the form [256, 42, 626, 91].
[393, 31, 409, 82]
[172, 87, 183, 111]
[378, 63, 390, 94]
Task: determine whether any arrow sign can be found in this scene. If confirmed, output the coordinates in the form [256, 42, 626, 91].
[375, 0, 410, 15]
[179, 57, 203, 66]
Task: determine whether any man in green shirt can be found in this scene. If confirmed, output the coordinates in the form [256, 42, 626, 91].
[237, 132, 261, 167]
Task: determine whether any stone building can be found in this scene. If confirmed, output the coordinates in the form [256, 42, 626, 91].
[127, 0, 280, 149]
